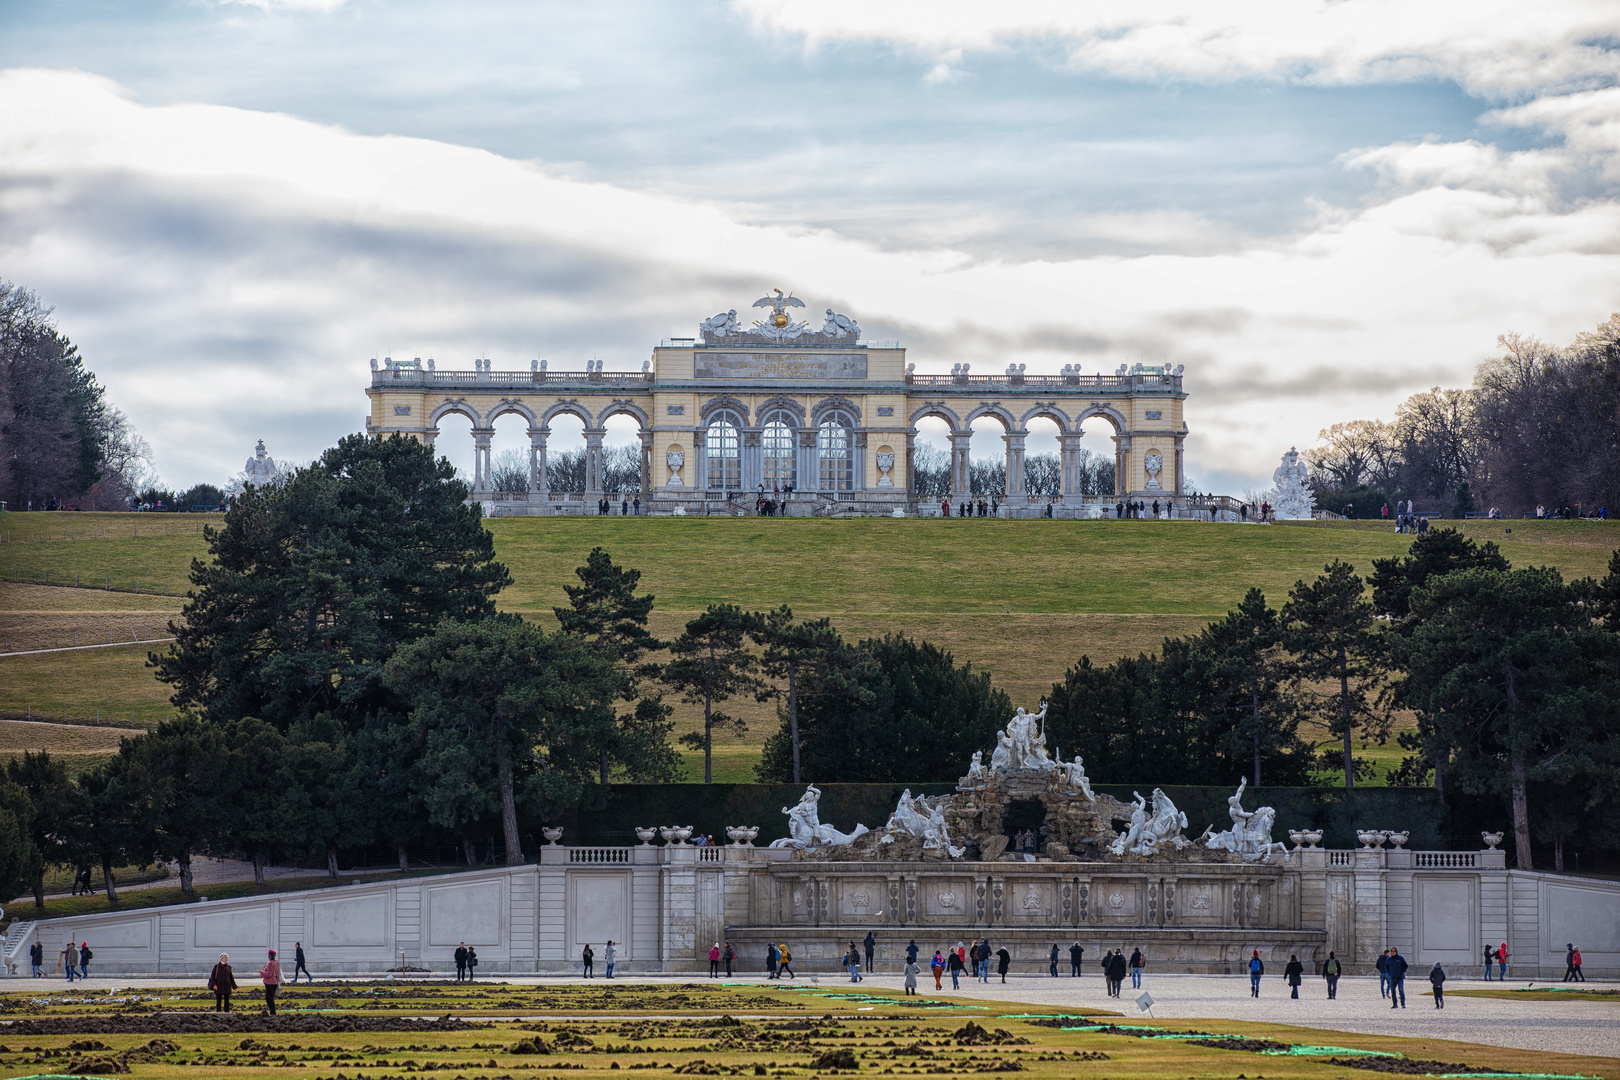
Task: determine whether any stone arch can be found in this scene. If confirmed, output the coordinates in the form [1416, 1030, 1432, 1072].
[485, 399, 538, 425]
[700, 395, 751, 424]
[964, 402, 1018, 431]
[429, 400, 481, 427]
[909, 402, 962, 429]
[596, 398, 650, 428]
[541, 400, 594, 427]
[811, 395, 862, 424]
[1019, 403, 1070, 433]
[1074, 403, 1127, 433]
[756, 395, 807, 425]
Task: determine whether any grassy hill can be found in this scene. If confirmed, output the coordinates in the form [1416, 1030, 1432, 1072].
[4, 509, 1616, 781]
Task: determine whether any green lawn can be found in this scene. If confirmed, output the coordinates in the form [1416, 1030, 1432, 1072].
[4, 511, 1615, 782]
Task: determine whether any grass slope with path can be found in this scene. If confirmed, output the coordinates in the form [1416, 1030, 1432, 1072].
[3, 511, 1616, 781]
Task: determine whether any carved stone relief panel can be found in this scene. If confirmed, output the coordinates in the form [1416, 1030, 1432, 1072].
[992, 880, 1004, 923]
[1061, 881, 1073, 924]
[1006, 879, 1056, 923]
[1091, 878, 1141, 923]
[1147, 880, 1159, 924]
[905, 880, 917, 923]
[1079, 882, 1090, 923]
[838, 879, 883, 921]
[922, 877, 972, 920]
[975, 880, 987, 923]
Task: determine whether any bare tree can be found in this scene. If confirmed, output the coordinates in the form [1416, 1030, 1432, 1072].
[1393, 388, 1476, 503]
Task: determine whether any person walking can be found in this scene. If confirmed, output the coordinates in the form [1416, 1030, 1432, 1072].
[1284, 954, 1304, 999]
[767, 943, 780, 980]
[1069, 941, 1084, 977]
[581, 944, 594, 978]
[1049, 944, 1060, 978]
[1572, 946, 1585, 982]
[455, 942, 469, 983]
[1248, 950, 1264, 998]
[1322, 951, 1341, 999]
[29, 939, 43, 978]
[62, 942, 78, 983]
[293, 941, 312, 984]
[259, 949, 282, 1015]
[604, 940, 617, 979]
[1129, 947, 1144, 989]
[977, 939, 991, 983]
[466, 946, 477, 981]
[208, 953, 238, 1012]
[864, 931, 876, 973]
[904, 958, 920, 996]
[779, 944, 795, 979]
[1481, 943, 1494, 981]
[1429, 962, 1446, 1008]
[1387, 948, 1408, 1009]
[1565, 943, 1579, 982]
[947, 947, 964, 989]
[1496, 942, 1509, 981]
[1112, 950, 1129, 997]
[709, 943, 722, 978]
[1377, 948, 1390, 997]
[77, 941, 92, 979]
[844, 945, 862, 983]
[906, 939, 919, 967]
[996, 945, 1011, 984]
[931, 950, 945, 989]
[723, 941, 735, 977]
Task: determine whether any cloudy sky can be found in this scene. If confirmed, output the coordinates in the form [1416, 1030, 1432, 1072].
[3, 1, 1618, 492]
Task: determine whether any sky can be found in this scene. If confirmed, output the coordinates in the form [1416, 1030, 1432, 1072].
[2, 1, 1619, 492]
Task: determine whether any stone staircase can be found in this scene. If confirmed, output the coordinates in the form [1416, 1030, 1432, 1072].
[2, 920, 36, 975]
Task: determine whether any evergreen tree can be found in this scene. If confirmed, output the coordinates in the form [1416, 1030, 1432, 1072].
[118, 718, 233, 894]
[1281, 561, 1389, 788]
[553, 547, 678, 783]
[1370, 527, 1510, 620]
[1396, 567, 1619, 869]
[62, 759, 145, 903]
[757, 633, 1010, 784]
[1200, 588, 1310, 787]
[4, 751, 71, 909]
[0, 782, 42, 908]
[1596, 547, 1620, 633]
[752, 606, 873, 785]
[663, 605, 764, 783]
[386, 617, 619, 865]
[155, 433, 509, 731]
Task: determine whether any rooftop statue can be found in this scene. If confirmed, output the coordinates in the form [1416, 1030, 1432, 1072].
[769, 784, 870, 850]
[696, 292, 863, 346]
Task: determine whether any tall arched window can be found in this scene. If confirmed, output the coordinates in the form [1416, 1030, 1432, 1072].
[762, 410, 797, 490]
[817, 410, 855, 491]
[706, 409, 742, 490]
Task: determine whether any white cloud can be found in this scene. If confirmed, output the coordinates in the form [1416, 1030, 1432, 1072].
[737, 0, 1620, 97]
[2, 67, 1619, 495]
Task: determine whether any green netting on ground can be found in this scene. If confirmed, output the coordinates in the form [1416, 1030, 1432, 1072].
[1264, 1044, 1400, 1057]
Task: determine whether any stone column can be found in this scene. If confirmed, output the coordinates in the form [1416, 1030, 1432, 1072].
[1112, 434, 1132, 497]
[951, 430, 974, 500]
[904, 431, 916, 502]
[743, 429, 762, 494]
[639, 432, 652, 496]
[528, 428, 548, 495]
[1004, 430, 1027, 503]
[799, 429, 818, 495]
[1059, 433, 1085, 501]
[584, 428, 606, 499]
[471, 428, 493, 494]
[1173, 434, 1186, 495]
[694, 429, 708, 491]
[855, 429, 869, 491]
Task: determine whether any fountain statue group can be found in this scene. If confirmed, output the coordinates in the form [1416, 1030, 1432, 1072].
[771, 704, 1285, 861]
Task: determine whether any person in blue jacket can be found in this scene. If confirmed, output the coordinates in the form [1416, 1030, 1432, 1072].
[1248, 950, 1264, 997]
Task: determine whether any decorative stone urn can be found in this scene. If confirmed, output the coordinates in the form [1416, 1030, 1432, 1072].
[634, 827, 657, 845]
[659, 826, 681, 844]
[541, 827, 564, 845]
[1356, 829, 1385, 849]
[1301, 829, 1324, 849]
[1386, 830, 1410, 849]
[675, 825, 694, 844]
[1288, 829, 1306, 850]
[1482, 831, 1505, 850]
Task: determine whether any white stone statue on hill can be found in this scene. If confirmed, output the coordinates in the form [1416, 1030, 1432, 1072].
[770, 784, 869, 849]
[886, 789, 964, 857]
[989, 702, 1056, 773]
[1268, 447, 1315, 520]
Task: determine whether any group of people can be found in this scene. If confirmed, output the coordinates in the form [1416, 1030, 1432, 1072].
[754, 494, 787, 516]
[27, 940, 92, 979]
[453, 942, 481, 981]
[1010, 828, 1040, 856]
[595, 497, 642, 515]
[205, 947, 293, 1013]
[578, 940, 617, 978]
[939, 497, 1000, 518]
[1481, 941, 1510, 980]
[767, 942, 797, 979]
[1098, 948, 1139, 997]
[707, 942, 737, 976]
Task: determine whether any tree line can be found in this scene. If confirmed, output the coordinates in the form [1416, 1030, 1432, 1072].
[1307, 311, 1620, 517]
[2, 434, 1615, 906]
[0, 282, 154, 510]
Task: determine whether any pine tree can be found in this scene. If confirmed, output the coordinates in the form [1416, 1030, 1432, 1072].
[663, 605, 764, 783]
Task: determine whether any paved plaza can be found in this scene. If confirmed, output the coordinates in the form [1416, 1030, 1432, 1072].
[13, 973, 1616, 1063]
